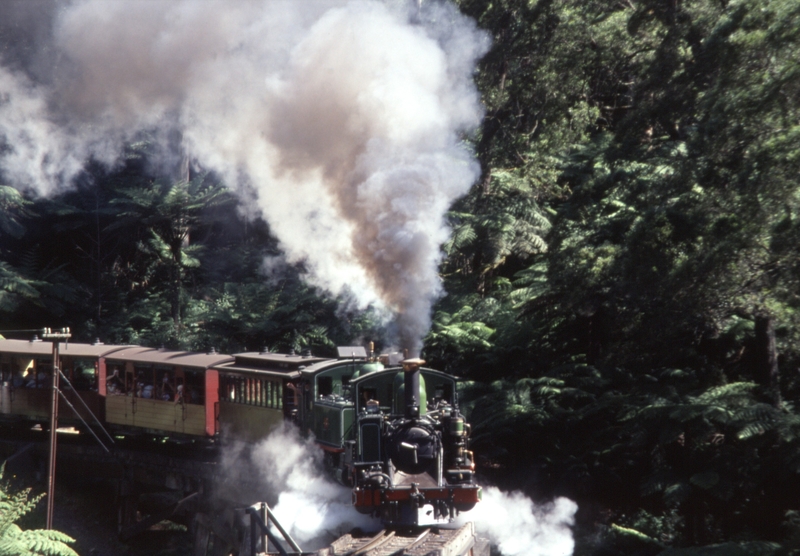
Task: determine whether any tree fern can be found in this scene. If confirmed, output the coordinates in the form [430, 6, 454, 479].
[0, 463, 77, 556]
[507, 261, 550, 310]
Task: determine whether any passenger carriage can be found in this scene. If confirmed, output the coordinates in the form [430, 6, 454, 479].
[0, 338, 128, 426]
[100, 347, 233, 438]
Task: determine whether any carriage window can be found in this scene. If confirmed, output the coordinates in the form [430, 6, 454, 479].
[183, 371, 204, 404]
[221, 375, 282, 409]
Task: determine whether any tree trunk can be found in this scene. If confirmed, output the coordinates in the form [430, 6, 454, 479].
[171, 241, 183, 334]
[754, 314, 780, 407]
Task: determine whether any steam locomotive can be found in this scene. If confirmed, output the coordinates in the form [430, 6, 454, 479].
[0, 338, 480, 527]
[309, 347, 480, 526]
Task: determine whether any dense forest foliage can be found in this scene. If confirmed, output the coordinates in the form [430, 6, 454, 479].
[1, 0, 799, 554]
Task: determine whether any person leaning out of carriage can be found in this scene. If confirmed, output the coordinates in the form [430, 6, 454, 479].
[107, 367, 124, 394]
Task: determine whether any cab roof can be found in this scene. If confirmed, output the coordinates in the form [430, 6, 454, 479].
[216, 352, 339, 379]
[229, 352, 329, 371]
[215, 351, 369, 379]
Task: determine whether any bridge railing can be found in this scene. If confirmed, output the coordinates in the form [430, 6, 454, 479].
[245, 502, 311, 556]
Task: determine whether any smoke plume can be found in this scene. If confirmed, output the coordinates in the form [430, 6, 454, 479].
[0, 0, 489, 350]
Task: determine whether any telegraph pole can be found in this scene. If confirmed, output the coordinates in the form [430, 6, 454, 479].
[43, 327, 71, 530]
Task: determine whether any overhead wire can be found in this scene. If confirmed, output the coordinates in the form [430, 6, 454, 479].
[57, 369, 116, 447]
[55, 388, 111, 453]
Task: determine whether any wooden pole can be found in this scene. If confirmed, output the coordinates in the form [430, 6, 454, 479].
[43, 327, 71, 530]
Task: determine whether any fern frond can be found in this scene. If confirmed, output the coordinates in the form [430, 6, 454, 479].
[736, 422, 770, 440]
[693, 382, 757, 403]
[13, 530, 78, 556]
[609, 523, 663, 546]
[668, 404, 731, 425]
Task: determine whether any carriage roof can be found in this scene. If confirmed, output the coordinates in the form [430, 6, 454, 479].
[104, 346, 233, 368]
[0, 339, 131, 358]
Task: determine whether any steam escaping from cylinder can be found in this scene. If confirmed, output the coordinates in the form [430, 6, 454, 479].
[0, 0, 489, 350]
[460, 488, 578, 556]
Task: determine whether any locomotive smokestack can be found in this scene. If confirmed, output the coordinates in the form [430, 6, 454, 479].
[402, 358, 424, 419]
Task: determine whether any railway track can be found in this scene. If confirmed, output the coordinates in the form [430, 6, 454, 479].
[316, 522, 489, 556]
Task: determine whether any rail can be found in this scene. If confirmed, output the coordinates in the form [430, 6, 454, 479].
[321, 522, 488, 556]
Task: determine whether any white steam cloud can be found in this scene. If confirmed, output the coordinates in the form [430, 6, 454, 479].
[0, 0, 489, 350]
[464, 488, 577, 556]
[248, 423, 377, 548]
[0, 66, 85, 196]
